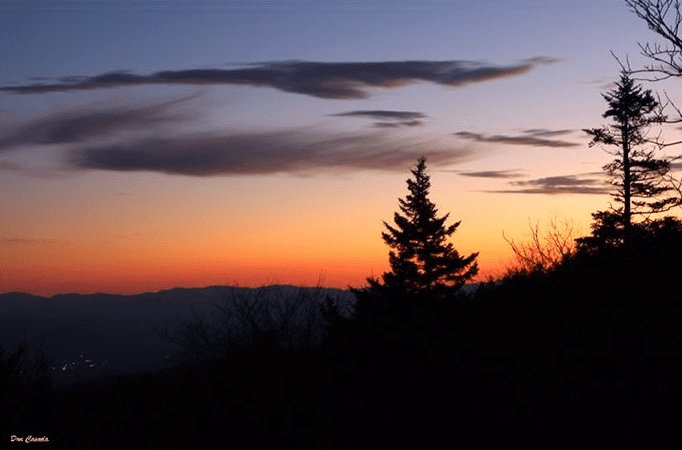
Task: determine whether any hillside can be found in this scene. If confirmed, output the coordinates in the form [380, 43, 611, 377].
[0, 285, 356, 383]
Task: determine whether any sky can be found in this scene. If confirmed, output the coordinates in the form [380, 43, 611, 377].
[2, 0, 682, 296]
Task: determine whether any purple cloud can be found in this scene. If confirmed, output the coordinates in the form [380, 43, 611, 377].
[1, 58, 560, 99]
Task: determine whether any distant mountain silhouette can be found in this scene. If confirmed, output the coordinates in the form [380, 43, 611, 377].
[0, 285, 356, 383]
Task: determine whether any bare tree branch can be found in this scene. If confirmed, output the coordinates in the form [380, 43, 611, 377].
[503, 217, 577, 275]
[626, 0, 682, 77]
[156, 285, 355, 365]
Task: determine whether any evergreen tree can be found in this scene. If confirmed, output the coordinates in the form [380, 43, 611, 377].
[357, 156, 478, 308]
[582, 70, 679, 246]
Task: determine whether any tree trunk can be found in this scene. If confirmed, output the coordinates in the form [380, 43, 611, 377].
[622, 123, 632, 244]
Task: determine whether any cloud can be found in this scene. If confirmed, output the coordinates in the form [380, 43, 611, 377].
[521, 128, 575, 137]
[1, 57, 560, 99]
[68, 131, 473, 176]
[492, 174, 609, 195]
[329, 110, 426, 120]
[457, 169, 526, 179]
[372, 120, 424, 128]
[1, 95, 473, 177]
[454, 129, 580, 148]
[330, 110, 427, 128]
[0, 94, 198, 153]
[1, 238, 71, 247]
[0, 160, 22, 171]
[453, 168, 609, 195]
[1, 238, 41, 246]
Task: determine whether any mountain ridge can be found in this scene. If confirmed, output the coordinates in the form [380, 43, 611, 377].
[0, 284, 357, 384]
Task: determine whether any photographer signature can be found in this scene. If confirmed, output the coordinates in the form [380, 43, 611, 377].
[10, 435, 49, 444]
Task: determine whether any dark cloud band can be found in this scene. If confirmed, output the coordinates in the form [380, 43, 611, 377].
[329, 110, 426, 120]
[0, 94, 198, 153]
[457, 170, 526, 179]
[0, 96, 472, 176]
[455, 129, 579, 148]
[522, 128, 575, 137]
[372, 120, 424, 128]
[69, 131, 473, 176]
[330, 110, 427, 128]
[495, 174, 609, 195]
[1, 58, 559, 99]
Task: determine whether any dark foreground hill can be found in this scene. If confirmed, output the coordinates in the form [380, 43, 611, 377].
[4, 258, 682, 448]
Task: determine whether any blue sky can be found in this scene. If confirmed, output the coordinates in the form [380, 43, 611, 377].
[2, 0, 682, 294]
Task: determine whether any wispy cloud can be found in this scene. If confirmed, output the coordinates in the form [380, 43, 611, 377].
[372, 120, 423, 128]
[68, 131, 474, 176]
[329, 110, 426, 120]
[1, 238, 43, 246]
[457, 169, 526, 179]
[1, 57, 560, 99]
[521, 128, 575, 137]
[1, 96, 475, 176]
[0, 94, 198, 153]
[1, 238, 71, 247]
[0, 160, 22, 171]
[330, 110, 427, 128]
[454, 129, 580, 148]
[492, 174, 609, 195]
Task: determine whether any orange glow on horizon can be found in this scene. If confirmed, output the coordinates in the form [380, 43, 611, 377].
[0, 163, 633, 298]
[1, 239, 511, 297]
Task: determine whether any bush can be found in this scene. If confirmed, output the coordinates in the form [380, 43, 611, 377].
[158, 285, 354, 364]
[1, 337, 57, 438]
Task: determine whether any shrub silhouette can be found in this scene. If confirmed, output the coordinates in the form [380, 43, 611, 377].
[158, 285, 353, 364]
[1, 338, 57, 443]
[503, 217, 578, 277]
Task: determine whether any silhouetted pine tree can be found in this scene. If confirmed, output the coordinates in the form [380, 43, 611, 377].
[582, 70, 679, 247]
[353, 156, 478, 318]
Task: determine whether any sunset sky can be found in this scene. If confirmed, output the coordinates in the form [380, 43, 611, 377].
[2, 0, 682, 296]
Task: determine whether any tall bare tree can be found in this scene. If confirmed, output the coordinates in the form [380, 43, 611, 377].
[626, 0, 682, 80]
[625, 0, 682, 127]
